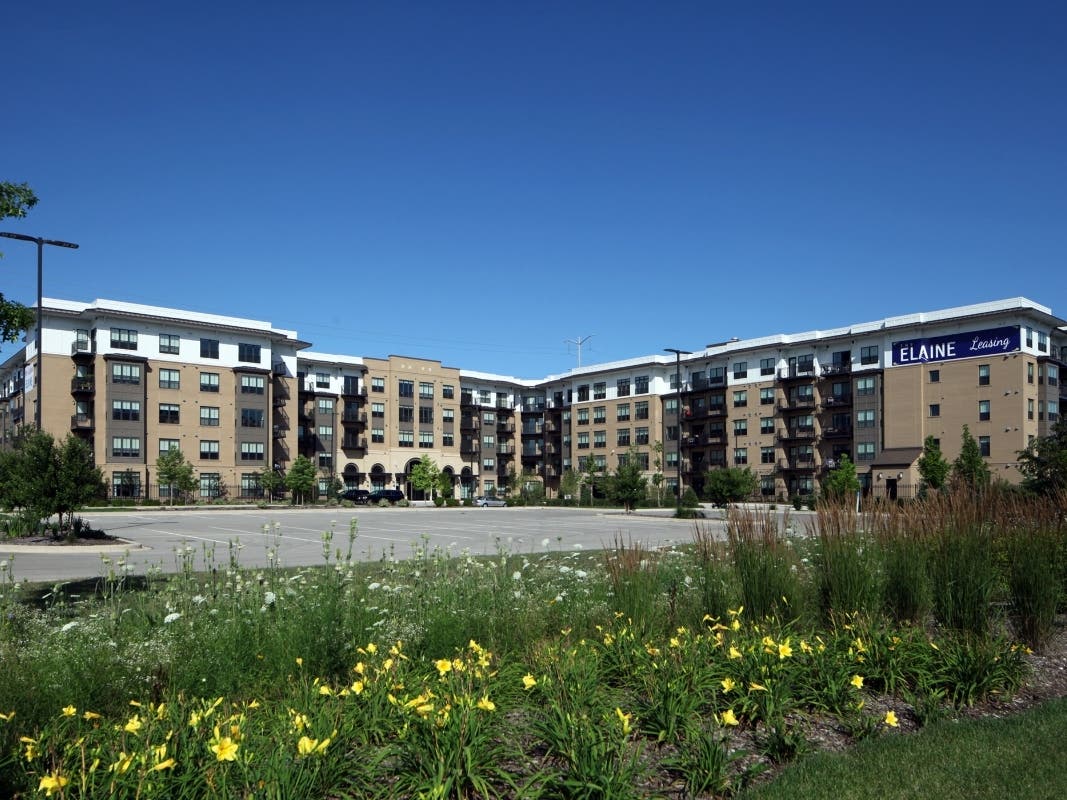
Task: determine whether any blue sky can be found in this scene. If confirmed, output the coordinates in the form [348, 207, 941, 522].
[3, 1, 1065, 378]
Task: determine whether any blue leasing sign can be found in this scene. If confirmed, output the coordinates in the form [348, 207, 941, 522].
[892, 326, 1020, 366]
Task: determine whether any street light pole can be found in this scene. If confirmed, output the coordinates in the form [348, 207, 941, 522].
[664, 347, 692, 514]
[0, 232, 79, 431]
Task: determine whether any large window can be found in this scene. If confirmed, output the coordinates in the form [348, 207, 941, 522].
[593, 382, 606, 400]
[577, 408, 589, 425]
[419, 407, 433, 424]
[760, 417, 774, 435]
[635, 426, 649, 445]
[317, 425, 333, 438]
[111, 363, 141, 384]
[978, 400, 990, 421]
[577, 432, 589, 449]
[577, 384, 589, 401]
[200, 372, 220, 392]
[733, 419, 747, 436]
[734, 448, 748, 465]
[979, 436, 991, 457]
[761, 446, 775, 464]
[419, 382, 434, 398]
[732, 390, 747, 407]
[419, 431, 433, 448]
[856, 442, 875, 461]
[241, 408, 264, 427]
[398, 380, 414, 397]
[112, 400, 140, 421]
[200, 440, 220, 460]
[594, 431, 607, 448]
[159, 403, 180, 424]
[856, 377, 876, 396]
[760, 357, 775, 376]
[634, 375, 649, 394]
[199, 473, 221, 499]
[159, 438, 180, 454]
[371, 427, 385, 443]
[159, 368, 180, 389]
[760, 388, 775, 405]
[442, 384, 455, 399]
[732, 361, 748, 379]
[617, 403, 630, 421]
[110, 328, 138, 350]
[159, 333, 180, 355]
[371, 403, 385, 418]
[200, 406, 220, 426]
[398, 405, 414, 423]
[241, 375, 265, 394]
[240, 442, 265, 461]
[200, 338, 219, 359]
[371, 377, 385, 393]
[317, 398, 334, 415]
[398, 430, 414, 447]
[978, 364, 990, 386]
[111, 437, 140, 458]
[237, 343, 261, 363]
[857, 409, 875, 428]
[616, 378, 630, 397]
[635, 400, 649, 420]
[593, 406, 606, 424]
[617, 428, 630, 446]
[860, 345, 879, 365]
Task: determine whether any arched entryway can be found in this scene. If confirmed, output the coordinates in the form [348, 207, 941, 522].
[369, 463, 391, 491]
[342, 463, 361, 489]
[460, 466, 475, 500]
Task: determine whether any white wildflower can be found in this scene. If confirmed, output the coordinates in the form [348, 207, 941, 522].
[60, 621, 79, 633]
[512, 571, 522, 581]
[163, 612, 181, 624]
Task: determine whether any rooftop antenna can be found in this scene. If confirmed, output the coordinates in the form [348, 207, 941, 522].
[564, 334, 594, 368]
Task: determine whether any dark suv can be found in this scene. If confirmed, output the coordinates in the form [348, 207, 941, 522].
[339, 488, 370, 504]
[368, 489, 405, 505]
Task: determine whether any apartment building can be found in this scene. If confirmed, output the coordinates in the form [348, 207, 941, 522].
[1, 296, 1063, 502]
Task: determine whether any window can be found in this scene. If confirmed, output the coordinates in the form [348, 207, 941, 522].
[111, 363, 141, 384]
[200, 338, 219, 359]
[761, 446, 775, 464]
[617, 378, 630, 397]
[159, 368, 180, 389]
[199, 473, 221, 499]
[419, 431, 433, 448]
[200, 372, 220, 392]
[1049, 400, 1060, 422]
[238, 343, 261, 363]
[398, 430, 414, 447]
[110, 328, 138, 350]
[479, 389, 491, 405]
[315, 372, 330, 389]
[112, 436, 141, 458]
[419, 382, 434, 398]
[733, 390, 747, 407]
[733, 419, 748, 436]
[979, 436, 991, 457]
[760, 357, 775, 376]
[483, 433, 496, 447]
[594, 431, 607, 448]
[1028, 362, 1034, 384]
[483, 457, 495, 470]
[482, 410, 496, 424]
[929, 369, 940, 383]
[576, 384, 589, 402]
[398, 379, 414, 397]
[241, 375, 265, 394]
[856, 442, 875, 461]
[200, 406, 220, 426]
[760, 388, 775, 405]
[443, 384, 455, 399]
[241, 442, 265, 461]
[635, 426, 649, 445]
[593, 406, 606, 424]
[1028, 399, 1035, 420]
[317, 425, 333, 438]
[159, 438, 180, 454]
[929, 404, 940, 417]
[635, 375, 649, 394]
[371, 427, 385, 443]
[760, 417, 775, 435]
[372, 377, 385, 393]
[240, 473, 262, 498]
[442, 432, 454, 447]
[860, 345, 879, 365]
[635, 400, 649, 420]
[112, 471, 142, 498]
[442, 408, 454, 423]
[616, 403, 630, 421]
[708, 366, 725, 385]
[733, 361, 748, 379]
[734, 448, 748, 465]
[159, 403, 180, 424]
[594, 455, 607, 469]
[577, 432, 589, 449]
[371, 403, 385, 418]
[978, 400, 990, 421]
[577, 408, 589, 425]
[593, 382, 606, 400]
[856, 377, 875, 396]
[978, 364, 990, 386]
[1025, 326, 1034, 348]
[857, 409, 875, 428]
[419, 407, 434, 424]
[317, 398, 334, 415]
[241, 408, 264, 427]
[159, 333, 180, 355]
[617, 428, 631, 446]
[200, 440, 220, 460]
[112, 400, 140, 421]
[398, 406, 414, 423]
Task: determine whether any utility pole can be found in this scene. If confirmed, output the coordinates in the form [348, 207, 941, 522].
[564, 335, 594, 368]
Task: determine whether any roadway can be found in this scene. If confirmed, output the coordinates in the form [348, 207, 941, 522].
[0, 506, 719, 584]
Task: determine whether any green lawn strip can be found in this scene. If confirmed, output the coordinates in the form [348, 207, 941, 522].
[743, 698, 1067, 800]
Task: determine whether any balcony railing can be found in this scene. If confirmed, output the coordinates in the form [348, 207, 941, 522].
[822, 425, 853, 439]
[777, 426, 816, 441]
[460, 417, 479, 430]
[778, 398, 816, 412]
[820, 363, 852, 377]
[70, 413, 94, 431]
[342, 437, 367, 451]
[823, 394, 852, 407]
[71, 340, 95, 356]
[777, 458, 816, 471]
[71, 378, 95, 394]
[778, 365, 817, 381]
[341, 411, 368, 425]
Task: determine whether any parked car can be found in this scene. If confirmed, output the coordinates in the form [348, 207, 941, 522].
[368, 489, 405, 505]
[474, 495, 507, 507]
[339, 488, 370, 504]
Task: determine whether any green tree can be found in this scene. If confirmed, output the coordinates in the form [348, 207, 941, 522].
[917, 435, 951, 491]
[285, 455, 318, 504]
[558, 468, 580, 504]
[259, 468, 284, 501]
[952, 424, 990, 491]
[156, 447, 197, 505]
[0, 182, 39, 345]
[16, 429, 59, 527]
[821, 454, 860, 503]
[1017, 418, 1067, 496]
[409, 455, 441, 501]
[606, 448, 647, 512]
[436, 469, 454, 500]
[519, 467, 544, 505]
[650, 440, 665, 507]
[580, 455, 602, 506]
[55, 435, 103, 528]
[703, 466, 759, 506]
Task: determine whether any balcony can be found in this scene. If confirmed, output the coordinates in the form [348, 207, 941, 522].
[341, 411, 368, 426]
[521, 447, 543, 461]
[341, 381, 366, 399]
[777, 426, 816, 442]
[498, 443, 515, 456]
[70, 377, 95, 395]
[460, 416, 479, 431]
[522, 423, 544, 436]
[70, 413, 94, 431]
[822, 425, 853, 440]
[497, 420, 515, 433]
[777, 458, 816, 472]
[342, 436, 367, 451]
[460, 442, 481, 456]
[461, 392, 475, 406]
[820, 363, 852, 377]
[778, 365, 817, 382]
[778, 398, 816, 412]
[272, 424, 287, 439]
[71, 340, 95, 357]
[823, 393, 852, 408]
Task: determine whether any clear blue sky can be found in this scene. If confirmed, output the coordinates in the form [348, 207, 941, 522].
[4, 1, 1065, 378]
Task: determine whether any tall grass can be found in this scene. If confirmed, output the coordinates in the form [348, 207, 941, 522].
[870, 499, 932, 624]
[811, 502, 881, 622]
[726, 507, 806, 621]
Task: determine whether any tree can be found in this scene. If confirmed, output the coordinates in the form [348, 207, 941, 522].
[285, 455, 318, 504]
[436, 469, 454, 500]
[703, 466, 759, 507]
[559, 468, 580, 504]
[952, 424, 990, 491]
[649, 440, 665, 507]
[0, 182, 39, 346]
[821, 454, 860, 503]
[605, 448, 647, 512]
[580, 455, 603, 506]
[917, 435, 951, 491]
[1017, 418, 1067, 495]
[156, 447, 197, 505]
[55, 435, 103, 527]
[259, 468, 284, 501]
[16, 429, 59, 526]
[409, 455, 441, 501]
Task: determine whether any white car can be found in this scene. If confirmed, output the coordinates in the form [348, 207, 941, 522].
[474, 496, 507, 507]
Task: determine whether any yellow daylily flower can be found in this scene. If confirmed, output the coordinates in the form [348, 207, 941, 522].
[476, 696, 496, 712]
[851, 675, 864, 689]
[615, 707, 632, 736]
[749, 681, 767, 692]
[211, 736, 239, 761]
[721, 677, 736, 693]
[884, 710, 899, 727]
[38, 773, 69, 797]
[728, 646, 742, 660]
[153, 758, 177, 771]
[522, 673, 537, 690]
[778, 641, 793, 659]
[434, 658, 453, 676]
[61, 705, 77, 717]
[720, 708, 739, 726]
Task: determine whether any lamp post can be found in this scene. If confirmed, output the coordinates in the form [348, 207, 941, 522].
[664, 348, 692, 513]
[0, 231, 79, 430]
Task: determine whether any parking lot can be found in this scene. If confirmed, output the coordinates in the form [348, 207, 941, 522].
[0, 506, 712, 584]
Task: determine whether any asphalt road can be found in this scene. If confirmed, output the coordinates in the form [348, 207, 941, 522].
[0, 506, 716, 584]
